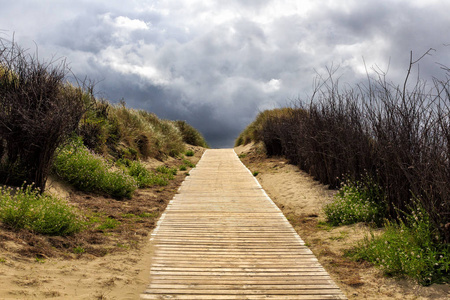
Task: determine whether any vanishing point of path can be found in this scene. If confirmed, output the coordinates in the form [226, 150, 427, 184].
[141, 149, 347, 299]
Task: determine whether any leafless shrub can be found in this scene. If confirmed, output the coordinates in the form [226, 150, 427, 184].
[260, 53, 450, 242]
[0, 39, 93, 192]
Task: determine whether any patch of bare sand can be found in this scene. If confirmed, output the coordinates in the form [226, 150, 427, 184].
[0, 146, 205, 299]
[236, 143, 449, 300]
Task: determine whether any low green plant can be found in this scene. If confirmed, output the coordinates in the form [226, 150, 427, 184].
[0, 185, 83, 236]
[97, 217, 120, 231]
[183, 159, 195, 168]
[185, 150, 194, 157]
[179, 165, 187, 171]
[139, 212, 158, 218]
[324, 175, 385, 226]
[349, 202, 449, 285]
[73, 246, 85, 254]
[156, 166, 177, 176]
[118, 159, 176, 188]
[54, 137, 137, 199]
[252, 171, 259, 176]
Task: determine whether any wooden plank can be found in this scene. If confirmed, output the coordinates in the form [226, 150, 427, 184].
[141, 149, 347, 299]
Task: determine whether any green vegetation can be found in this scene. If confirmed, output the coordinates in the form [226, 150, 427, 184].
[349, 203, 449, 285]
[324, 175, 385, 227]
[185, 150, 195, 157]
[175, 121, 209, 148]
[182, 159, 195, 168]
[235, 108, 295, 147]
[0, 185, 83, 236]
[96, 217, 120, 231]
[53, 138, 137, 199]
[79, 100, 187, 160]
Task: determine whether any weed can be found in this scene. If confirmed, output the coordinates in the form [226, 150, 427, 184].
[97, 218, 120, 231]
[0, 258, 6, 263]
[35, 257, 45, 263]
[252, 171, 259, 176]
[317, 221, 333, 232]
[182, 159, 195, 168]
[185, 150, 194, 157]
[156, 166, 177, 176]
[324, 175, 385, 226]
[139, 212, 158, 218]
[349, 202, 449, 285]
[0, 185, 84, 236]
[179, 165, 187, 171]
[73, 246, 85, 254]
[121, 213, 136, 219]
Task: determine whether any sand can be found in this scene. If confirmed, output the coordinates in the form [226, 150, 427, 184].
[0, 143, 448, 299]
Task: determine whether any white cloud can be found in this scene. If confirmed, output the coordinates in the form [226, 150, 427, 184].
[114, 16, 149, 30]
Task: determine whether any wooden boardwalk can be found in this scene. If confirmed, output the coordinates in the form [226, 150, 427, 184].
[141, 149, 347, 299]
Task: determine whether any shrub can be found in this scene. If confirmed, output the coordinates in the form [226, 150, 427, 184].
[0, 185, 83, 236]
[243, 53, 450, 242]
[0, 39, 93, 192]
[175, 120, 209, 147]
[350, 202, 449, 285]
[185, 150, 194, 157]
[53, 137, 137, 199]
[324, 175, 386, 226]
[235, 108, 296, 147]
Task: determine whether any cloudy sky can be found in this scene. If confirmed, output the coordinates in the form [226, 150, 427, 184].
[1, 0, 449, 147]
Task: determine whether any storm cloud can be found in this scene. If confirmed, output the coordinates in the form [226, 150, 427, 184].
[1, 0, 449, 147]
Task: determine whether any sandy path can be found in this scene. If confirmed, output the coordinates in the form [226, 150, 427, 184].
[141, 149, 346, 299]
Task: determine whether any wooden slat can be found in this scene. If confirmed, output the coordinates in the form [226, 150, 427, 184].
[141, 149, 347, 299]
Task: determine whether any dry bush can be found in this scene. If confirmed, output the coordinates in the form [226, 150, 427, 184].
[257, 55, 450, 242]
[0, 39, 92, 192]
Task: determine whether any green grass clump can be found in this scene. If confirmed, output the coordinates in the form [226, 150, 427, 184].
[96, 217, 120, 231]
[324, 175, 385, 226]
[117, 159, 178, 188]
[54, 138, 137, 199]
[349, 203, 449, 285]
[182, 159, 195, 168]
[185, 150, 194, 157]
[0, 185, 83, 236]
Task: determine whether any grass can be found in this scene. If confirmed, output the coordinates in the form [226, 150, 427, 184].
[0, 185, 84, 236]
[185, 150, 194, 157]
[96, 217, 120, 231]
[349, 202, 449, 285]
[54, 137, 137, 199]
[324, 175, 385, 227]
[182, 159, 195, 168]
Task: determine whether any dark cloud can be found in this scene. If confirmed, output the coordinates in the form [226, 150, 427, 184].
[1, 0, 449, 148]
